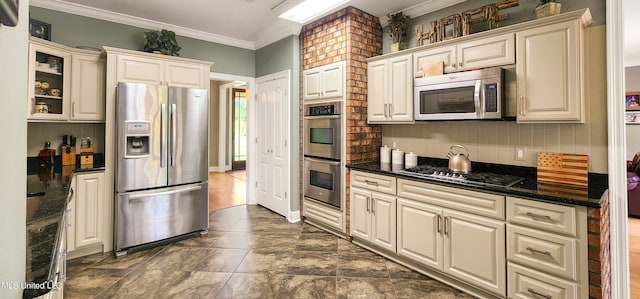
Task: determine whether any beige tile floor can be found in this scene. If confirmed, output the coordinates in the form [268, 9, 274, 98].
[65, 205, 474, 298]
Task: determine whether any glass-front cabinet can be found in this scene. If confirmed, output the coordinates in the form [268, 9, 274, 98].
[28, 39, 71, 120]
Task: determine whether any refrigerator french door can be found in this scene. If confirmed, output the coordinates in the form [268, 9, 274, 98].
[115, 82, 209, 253]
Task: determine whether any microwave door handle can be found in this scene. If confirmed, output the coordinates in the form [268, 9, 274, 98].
[475, 80, 483, 117]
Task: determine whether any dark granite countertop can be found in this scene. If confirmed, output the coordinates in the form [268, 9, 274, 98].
[24, 154, 104, 299]
[347, 157, 607, 208]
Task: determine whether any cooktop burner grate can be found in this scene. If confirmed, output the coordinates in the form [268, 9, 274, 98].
[402, 165, 524, 187]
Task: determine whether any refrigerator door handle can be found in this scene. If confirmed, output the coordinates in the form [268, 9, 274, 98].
[128, 185, 203, 200]
[160, 104, 166, 168]
[170, 103, 177, 167]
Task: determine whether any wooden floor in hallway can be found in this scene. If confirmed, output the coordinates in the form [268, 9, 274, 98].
[208, 170, 246, 211]
[630, 217, 640, 298]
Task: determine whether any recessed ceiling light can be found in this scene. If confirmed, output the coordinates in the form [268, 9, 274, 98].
[279, 0, 350, 24]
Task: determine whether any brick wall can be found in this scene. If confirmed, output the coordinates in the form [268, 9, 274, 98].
[587, 194, 611, 299]
[300, 7, 383, 236]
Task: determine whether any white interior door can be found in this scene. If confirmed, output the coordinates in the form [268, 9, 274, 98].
[256, 71, 290, 217]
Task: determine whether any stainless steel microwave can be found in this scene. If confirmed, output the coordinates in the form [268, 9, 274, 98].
[414, 67, 505, 121]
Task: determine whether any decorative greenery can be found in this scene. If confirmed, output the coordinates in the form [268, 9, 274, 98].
[143, 29, 181, 56]
[538, 0, 557, 4]
[387, 12, 410, 44]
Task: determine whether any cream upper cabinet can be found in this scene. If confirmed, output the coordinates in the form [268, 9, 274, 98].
[413, 33, 514, 77]
[116, 54, 164, 85]
[28, 38, 106, 122]
[71, 52, 105, 121]
[28, 39, 71, 121]
[367, 54, 413, 123]
[67, 172, 105, 255]
[515, 20, 585, 123]
[114, 53, 208, 88]
[303, 61, 344, 100]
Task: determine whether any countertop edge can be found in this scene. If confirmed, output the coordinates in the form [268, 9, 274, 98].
[347, 162, 606, 208]
[24, 167, 105, 299]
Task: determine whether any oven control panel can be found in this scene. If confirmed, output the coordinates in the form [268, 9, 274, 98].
[306, 103, 341, 116]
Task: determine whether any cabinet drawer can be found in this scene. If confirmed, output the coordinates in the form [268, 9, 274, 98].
[506, 197, 577, 236]
[303, 198, 344, 231]
[351, 171, 397, 195]
[508, 262, 578, 299]
[507, 224, 577, 280]
[397, 179, 505, 220]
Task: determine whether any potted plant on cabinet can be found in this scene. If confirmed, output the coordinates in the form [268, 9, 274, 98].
[387, 12, 410, 52]
[535, 0, 562, 19]
[143, 29, 181, 56]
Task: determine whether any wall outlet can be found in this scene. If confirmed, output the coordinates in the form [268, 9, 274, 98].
[515, 146, 526, 161]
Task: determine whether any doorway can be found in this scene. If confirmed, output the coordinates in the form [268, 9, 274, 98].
[207, 73, 256, 210]
[232, 88, 247, 170]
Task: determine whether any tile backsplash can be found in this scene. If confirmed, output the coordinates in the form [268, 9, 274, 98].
[28, 123, 105, 156]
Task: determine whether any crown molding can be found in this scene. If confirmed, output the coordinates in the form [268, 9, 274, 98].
[379, 0, 466, 26]
[30, 0, 257, 50]
[255, 22, 301, 50]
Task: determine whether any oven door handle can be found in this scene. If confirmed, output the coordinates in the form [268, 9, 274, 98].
[304, 157, 341, 166]
[303, 115, 341, 120]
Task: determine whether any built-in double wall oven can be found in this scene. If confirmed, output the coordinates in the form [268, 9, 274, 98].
[303, 102, 342, 209]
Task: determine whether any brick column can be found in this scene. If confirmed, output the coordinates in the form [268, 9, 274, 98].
[300, 7, 383, 236]
[587, 194, 611, 299]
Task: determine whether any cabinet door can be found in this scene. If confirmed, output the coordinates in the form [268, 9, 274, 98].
[516, 20, 583, 123]
[367, 59, 388, 123]
[444, 209, 506, 295]
[73, 172, 104, 249]
[457, 33, 515, 71]
[412, 45, 456, 76]
[371, 192, 396, 252]
[397, 198, 443, 270]
[71, 52, 105, 121]
[350, 187, 372, 241]
[303, 68, 322, 100]
[165, 61, 208, 88]
[28, 41, 71, 121]
[116, 54, 164, 85]
[321, 63, 343, 98]
[388, 54, 413, 122]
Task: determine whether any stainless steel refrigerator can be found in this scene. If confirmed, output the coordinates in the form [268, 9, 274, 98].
[115, 82, 208, 254]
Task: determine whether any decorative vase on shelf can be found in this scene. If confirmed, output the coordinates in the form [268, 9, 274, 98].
[535, 2, 562, 19]
[390, 43, 401, 52]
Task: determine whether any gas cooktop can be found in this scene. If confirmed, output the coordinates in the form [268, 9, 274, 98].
[401, 165, 525, 187]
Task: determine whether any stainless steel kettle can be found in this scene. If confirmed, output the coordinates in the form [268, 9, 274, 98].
[447, 144, 472, 173]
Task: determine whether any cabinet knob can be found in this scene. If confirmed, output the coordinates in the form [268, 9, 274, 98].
[519, 96, 525, 116]
[459, 61, 463, 67]
[451, 63, 457, 68]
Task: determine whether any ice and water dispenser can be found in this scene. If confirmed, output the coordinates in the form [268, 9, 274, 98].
[124, 121, 151, 157]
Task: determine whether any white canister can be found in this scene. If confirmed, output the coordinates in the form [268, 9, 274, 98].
[380, 145, 391, 163]
[405, 152, 418, 168]
[392, 149, 404, 165]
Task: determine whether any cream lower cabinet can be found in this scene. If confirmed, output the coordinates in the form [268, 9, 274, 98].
[506, 196, 588, 299]
[67, 172, 105, 257]
[396, 179, 506, 296]
[367, 54, 413, 123]
[350, 187, 397, 252]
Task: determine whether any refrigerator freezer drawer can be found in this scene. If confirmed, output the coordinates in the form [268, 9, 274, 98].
[115, 182, 208, 251]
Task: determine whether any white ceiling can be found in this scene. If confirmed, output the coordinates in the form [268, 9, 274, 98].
[30, 0, 463, 50]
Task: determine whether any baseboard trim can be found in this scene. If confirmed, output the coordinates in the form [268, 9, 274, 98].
[288, 210, 301, 223]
